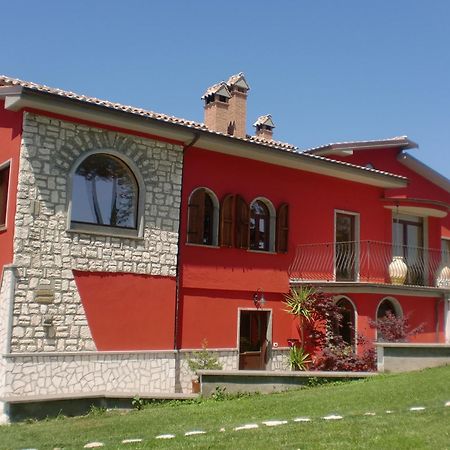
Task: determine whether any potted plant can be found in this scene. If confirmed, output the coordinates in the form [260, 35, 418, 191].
[187, 339, 222, 393]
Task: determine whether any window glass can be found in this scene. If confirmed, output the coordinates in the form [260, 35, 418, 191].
[203, 193, 214, 245]
[72, 154, 138, 229]
[0, 165, 10, 227]
[250, 200, 270, 250]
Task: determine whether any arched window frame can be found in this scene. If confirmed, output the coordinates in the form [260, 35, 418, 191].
[376, 297, 403, 320]
[375, 297, 403, 342]
[67, 149, 145, 238]
[187, 187, 220, 246]
[249, 197, 276, 252]
[334, 295, 358, 351]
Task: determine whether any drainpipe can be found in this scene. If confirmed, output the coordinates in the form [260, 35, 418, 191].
[173, 132, 201, 352]
[435, 296, 443, 343]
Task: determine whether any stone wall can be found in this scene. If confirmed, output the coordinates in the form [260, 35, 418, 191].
[376, 342, 450, 372]
[11, 113, 183, 353]
[178, 349, 238, 393]
[3, 351, 176, 398]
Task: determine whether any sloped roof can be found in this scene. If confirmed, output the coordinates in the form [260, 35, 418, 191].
[303, 136, 418, 154]
[226, 72, 250, 90]
[201, 82, 231, 99]
[0, 75, 408, 186]
[0, 75, 206, 131]
[254, 114, 275, 128]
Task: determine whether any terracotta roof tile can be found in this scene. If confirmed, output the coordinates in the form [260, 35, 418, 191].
[0, 75, 406, 181]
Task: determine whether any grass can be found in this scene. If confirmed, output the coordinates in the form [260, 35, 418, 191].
[1, 365, 450, 449]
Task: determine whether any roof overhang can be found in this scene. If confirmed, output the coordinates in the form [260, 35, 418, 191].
[306, 137, 418, 157]
[0, 86, 407, 189]
[383, 197, 449, 218]
[398, 152, 450, 194]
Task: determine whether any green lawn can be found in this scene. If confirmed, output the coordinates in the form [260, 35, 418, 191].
[2, 365, 450, 449]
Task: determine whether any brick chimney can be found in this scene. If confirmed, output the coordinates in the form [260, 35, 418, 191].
[253, 115, 275, 141]
[202, 73, 250, 138]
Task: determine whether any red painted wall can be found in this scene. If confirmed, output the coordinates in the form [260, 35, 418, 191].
[0, 101, 22, 281]
[335, 291, 445, 346]
[331, 147, 450, 246]
[74, 271, 176, 350]
[179, 147, 392, 349]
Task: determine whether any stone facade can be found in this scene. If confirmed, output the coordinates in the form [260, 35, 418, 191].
[11, 113, 183, 353]
[3, 351, 176, 398]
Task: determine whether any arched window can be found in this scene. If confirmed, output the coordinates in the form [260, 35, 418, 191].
[335, 297, 356, 348]
[187, 188, 219, 245]
[250, 200, 270, 251]
[376, 297, 403, 341]
[377, 298, 402, 321]
[71, 153, 139, 229]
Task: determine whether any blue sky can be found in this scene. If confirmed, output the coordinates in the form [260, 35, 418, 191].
[3, 1, 450, 177]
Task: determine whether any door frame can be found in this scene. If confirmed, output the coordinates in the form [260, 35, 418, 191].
[237, 307, 272, 369]
[334, 210, 360, 281]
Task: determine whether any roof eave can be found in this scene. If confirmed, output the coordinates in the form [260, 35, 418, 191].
[1, 87, 406, 189]
[398, 152, 450, 194]
[306, 138, 418, 156]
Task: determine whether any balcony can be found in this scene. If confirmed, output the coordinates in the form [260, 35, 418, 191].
[289, 241, 450, 288]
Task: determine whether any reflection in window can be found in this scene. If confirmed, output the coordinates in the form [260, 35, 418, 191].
[71, 154, 138, 229]
[250, 200, 270, 251]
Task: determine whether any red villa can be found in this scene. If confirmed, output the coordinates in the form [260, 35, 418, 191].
[0, 73, 448, 422]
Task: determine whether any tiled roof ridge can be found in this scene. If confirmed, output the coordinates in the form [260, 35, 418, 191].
[0, 75, 406, 181]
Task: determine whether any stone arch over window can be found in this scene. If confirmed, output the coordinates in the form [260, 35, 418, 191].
[187, 187, 219, 246]
[249, 197, 276, 252]
[334, 295, 357, 349]
[69, 150, 144, 237]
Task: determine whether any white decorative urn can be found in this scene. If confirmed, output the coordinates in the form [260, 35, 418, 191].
[436, 265, 450, 287]
[389, 256, 408, 285]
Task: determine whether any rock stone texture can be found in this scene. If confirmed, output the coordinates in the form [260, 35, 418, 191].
[11, 113, 183, 353]
[3, 351, 177, 396]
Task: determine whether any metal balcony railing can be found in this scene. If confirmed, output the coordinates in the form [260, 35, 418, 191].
[289, 241, 450, 288]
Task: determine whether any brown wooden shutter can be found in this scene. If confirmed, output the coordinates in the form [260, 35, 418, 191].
[220, 194, 235, 247]
[276, 203, 289, 253]
[236, 195, 249, 249]
[0, 167, 9, 227]
[187, 188, 205, 244]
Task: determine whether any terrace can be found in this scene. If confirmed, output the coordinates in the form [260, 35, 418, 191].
[289, 241, 450, 289]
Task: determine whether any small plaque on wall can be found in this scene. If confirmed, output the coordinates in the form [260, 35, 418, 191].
[34, 289, 54, 304]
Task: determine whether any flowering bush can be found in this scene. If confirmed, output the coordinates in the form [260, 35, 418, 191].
[369, 311, 424, 342]
[284, 287, 376, 372]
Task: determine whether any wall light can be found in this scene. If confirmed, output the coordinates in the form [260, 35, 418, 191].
[253, 288, 266, 309]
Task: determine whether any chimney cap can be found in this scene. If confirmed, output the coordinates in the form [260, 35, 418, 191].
[253, 114, 275, 129]
[201, 82, 231, 100]
[227, 72, 250, 91]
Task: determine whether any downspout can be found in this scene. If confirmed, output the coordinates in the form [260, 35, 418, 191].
[436, 296, 444, 343]
[173, 132, 201, 352]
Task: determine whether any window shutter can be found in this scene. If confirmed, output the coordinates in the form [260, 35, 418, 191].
[276, 203, 289, 253]
[236, 195, 249, 249]
[0, 167, 9, 227]
[187, 189, 205, 244]
[220, 194, 235, 247]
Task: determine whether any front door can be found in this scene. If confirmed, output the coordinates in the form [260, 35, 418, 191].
[239, 310, 270, 370]
[335, 212, 357, 281]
